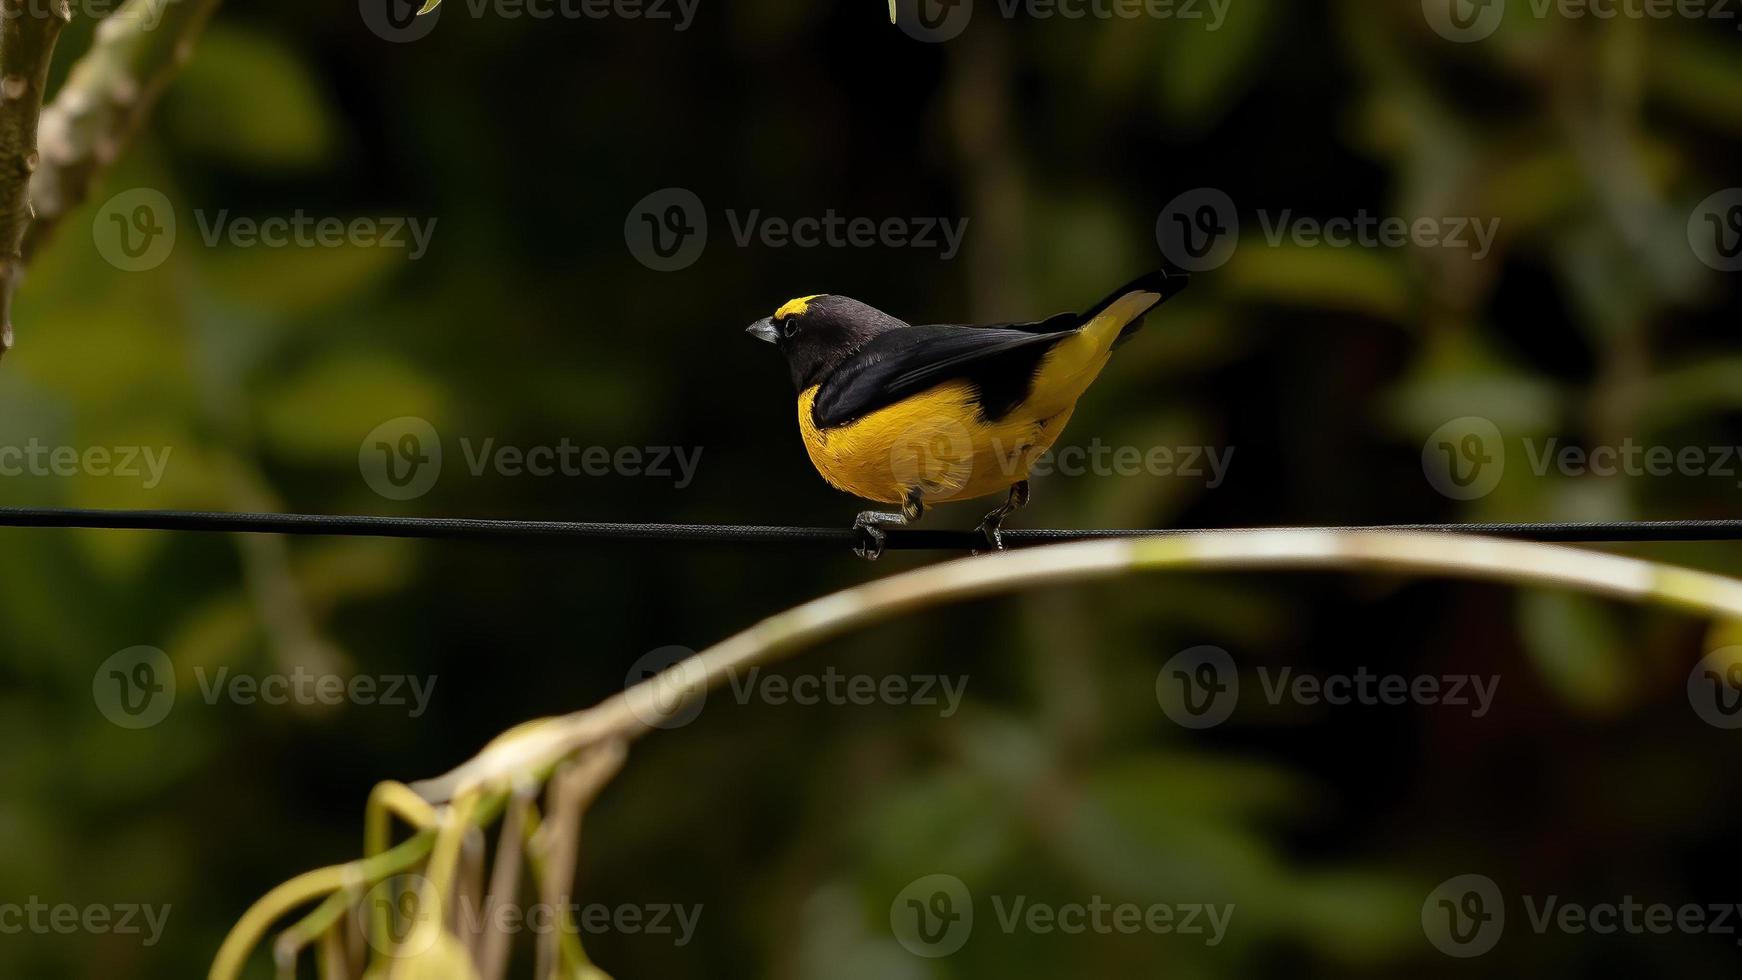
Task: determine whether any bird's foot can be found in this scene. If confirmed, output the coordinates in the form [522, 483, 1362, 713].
[970, 480, 1027, 555]
[851, 490, 925, 561]
[972, 513, 1006, 555]
[852, 511, 907, 561]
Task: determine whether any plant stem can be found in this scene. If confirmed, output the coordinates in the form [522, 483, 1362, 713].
[410, 532, 1742, 803]
[0, 0, 70, 356]
[223, 533, 1742, 977]
[209, 832, 437, 980]
[24, 0, 223, 260]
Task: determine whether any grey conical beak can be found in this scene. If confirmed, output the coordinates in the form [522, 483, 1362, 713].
[746, 317, 779, 344]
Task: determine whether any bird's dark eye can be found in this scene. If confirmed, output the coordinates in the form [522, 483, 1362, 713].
[783, 319, 798, 338]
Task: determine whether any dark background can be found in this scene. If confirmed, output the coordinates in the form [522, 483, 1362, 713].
[2, 0, 1741, 975]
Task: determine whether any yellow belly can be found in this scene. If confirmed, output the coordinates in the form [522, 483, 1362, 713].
[797, 382, 1073, 504]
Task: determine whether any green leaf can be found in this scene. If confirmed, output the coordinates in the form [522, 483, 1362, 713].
[165, 25, 337, 171]
[201, 240, 409, 314]
[1631, 357, 1742, 432]
[257, 353, 447, 460]
[295, 538, 418, 608]
[1648, 30, 1742, 132]
[1154, 0, 1275, 131]
[1380, 330, 1563, 436]
[1284, 872, 1422, 963]
[1518, 591, 1633, 714]
[1224, 244, 1414, 321]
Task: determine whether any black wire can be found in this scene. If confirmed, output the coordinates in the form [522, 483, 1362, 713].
[0, 506, 1739, 552]
[1002, 520, 1742, 545]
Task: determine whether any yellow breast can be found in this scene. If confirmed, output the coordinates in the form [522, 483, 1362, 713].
[796, 383, 1074, 505]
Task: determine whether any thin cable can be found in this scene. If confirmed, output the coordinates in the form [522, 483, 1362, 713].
[0, 506, 1740, 552]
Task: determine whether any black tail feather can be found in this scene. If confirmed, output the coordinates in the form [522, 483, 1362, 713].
[1099, 268, 1189, 349]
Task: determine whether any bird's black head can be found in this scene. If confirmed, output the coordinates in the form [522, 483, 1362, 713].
[746, 294, 907, 391]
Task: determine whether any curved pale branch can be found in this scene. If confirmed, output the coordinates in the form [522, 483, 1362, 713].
[215, 532, 1742, 977]
[409, 531, 1742, 803]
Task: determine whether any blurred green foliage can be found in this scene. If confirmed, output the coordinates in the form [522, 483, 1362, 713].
[0, 0, 1739, 977]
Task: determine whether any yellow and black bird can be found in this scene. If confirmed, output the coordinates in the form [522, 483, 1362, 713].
[747, 271, 1188, 557]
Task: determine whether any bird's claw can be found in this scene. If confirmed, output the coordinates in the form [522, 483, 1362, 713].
[851, 511, 905, 561]
[972, 516, 1006, 555]
[971, 480, 1025, 555]
[853, 523, 887, 561]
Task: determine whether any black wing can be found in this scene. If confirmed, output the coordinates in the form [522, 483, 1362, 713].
[810, 323, 1072, 429]
[810, 271, 1189, 429]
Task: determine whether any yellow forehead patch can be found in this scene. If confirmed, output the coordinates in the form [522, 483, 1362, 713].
[776, 295, 823, 320]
